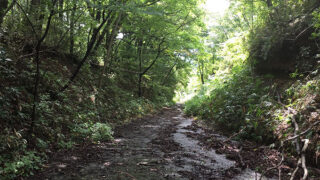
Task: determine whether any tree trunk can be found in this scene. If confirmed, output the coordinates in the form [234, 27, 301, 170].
[58, 0, 63, 19]
[93, 12, 114, 54]
[199, 62, 204, 84]
[69, 3, 76, 55]
[29, 2, 56, 140]
[137, 38, 165, 97]
[98, 13, 122, 88]
[162, 61, 177, 85]
[138, 74, 142, 97]
[60, 17, 109, 93]
[200, 73, 204, 85]
[0, 0, 8, 26]
[266, 0, 272, 7]
[137, 39, 143, 97]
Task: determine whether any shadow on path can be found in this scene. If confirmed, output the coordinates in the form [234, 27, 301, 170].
[29, 105, 272, 180]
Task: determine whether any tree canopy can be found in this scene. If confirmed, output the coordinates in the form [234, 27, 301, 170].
[1, 0, 320, 179]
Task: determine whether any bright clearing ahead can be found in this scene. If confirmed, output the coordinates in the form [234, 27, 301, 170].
[204, 0, 229, 14]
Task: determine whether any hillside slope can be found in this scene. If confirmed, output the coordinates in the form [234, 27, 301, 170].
[183, 0, 320, 178]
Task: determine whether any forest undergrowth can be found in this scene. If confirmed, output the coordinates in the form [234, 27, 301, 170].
[0, 0, 202, 178]
[1, 0, 320, 179]
[182, 0, 320, 178]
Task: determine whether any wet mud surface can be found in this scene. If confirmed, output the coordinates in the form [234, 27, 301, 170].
[29, 105, 294, 180]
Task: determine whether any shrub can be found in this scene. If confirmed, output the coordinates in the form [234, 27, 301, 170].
[72, 122, 113, 142]
[0, 151, 42, 179]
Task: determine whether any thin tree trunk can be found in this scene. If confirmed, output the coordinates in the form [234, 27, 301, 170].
[137, 39, 143, 97]
[29, 1, 56, 138]
[138, 38, 166, 97]
[69, 3, 76, 55]
[92, 12, 114, 54]
[138, 74, 142, 97]
[58, 0, 63, 19]
[200, 73, 204, 84]
[60, 17, 109, 93]
[266, 0, 272, 7]
[161, 61, 177, 86]
[0, 0, 9, 26]
[98, 13, 122, 88]
[199, 62, 204, 84]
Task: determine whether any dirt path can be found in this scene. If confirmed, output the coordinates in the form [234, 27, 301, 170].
[30, 105, 274, 180]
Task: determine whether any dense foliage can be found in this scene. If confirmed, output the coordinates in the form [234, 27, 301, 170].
[1, 0, 320, 178]
[183, 0, 320, 169]
[0, 0, 206, 178]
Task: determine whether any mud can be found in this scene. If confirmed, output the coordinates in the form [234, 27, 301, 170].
[29, 105, 283, 180]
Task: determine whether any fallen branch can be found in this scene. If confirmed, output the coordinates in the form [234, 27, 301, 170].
[289, 112, 311, 180]
[284, 121, 320, 142]
[289, 139, 309, 180]
[258, 106, 318, 180]
[290, 113, 302, 180]
[278, 166, 282, 180]
[301, 139, 309, 180]
[290, 158, 301, 180]
[223, 127, 245, 143]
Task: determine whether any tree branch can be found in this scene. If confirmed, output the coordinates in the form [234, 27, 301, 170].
[284, 121, 320, 142]
[140, 38, 166, 75]
[60, 16, 109, 92]
[1, 0, 16, 21]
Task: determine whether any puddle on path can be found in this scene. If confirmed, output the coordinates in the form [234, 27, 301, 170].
[30, 106, 274, 180]
[165, 111, 273, 180]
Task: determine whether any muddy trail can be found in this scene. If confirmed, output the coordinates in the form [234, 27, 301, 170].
[30, 105, 278, 180]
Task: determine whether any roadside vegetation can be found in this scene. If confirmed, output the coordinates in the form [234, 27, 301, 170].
[0, 0, 205, 178]
[1, 0, 320, 179]
[183, 0, 320, 177]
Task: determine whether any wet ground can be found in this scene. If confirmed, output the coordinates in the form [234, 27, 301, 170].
[29, 105, 288, 179]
